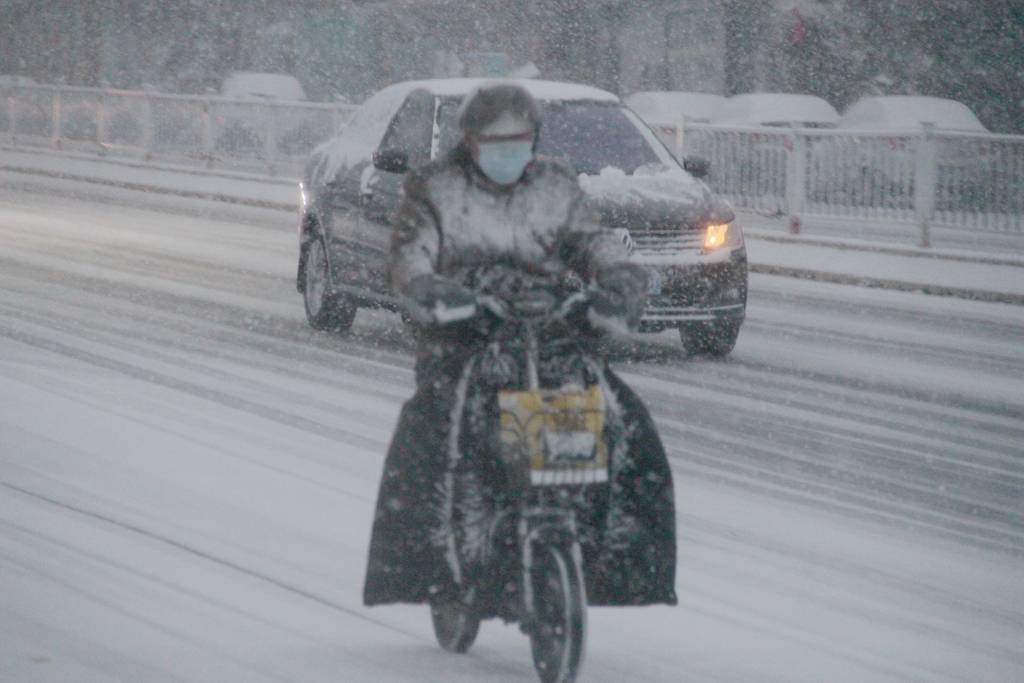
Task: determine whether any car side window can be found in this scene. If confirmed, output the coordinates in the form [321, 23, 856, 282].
[378, 90, 435, 169]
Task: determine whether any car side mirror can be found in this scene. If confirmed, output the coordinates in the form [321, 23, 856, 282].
[373, 148, 409, 174]
[683, 155, 710, 179]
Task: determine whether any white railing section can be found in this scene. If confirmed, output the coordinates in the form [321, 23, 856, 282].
[4, 84, 1022, 240]
[656, 122, 1024, 242]
[1, 83, 357, 174]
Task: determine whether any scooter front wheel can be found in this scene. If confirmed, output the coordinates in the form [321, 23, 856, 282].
[528, 545, 586, 683]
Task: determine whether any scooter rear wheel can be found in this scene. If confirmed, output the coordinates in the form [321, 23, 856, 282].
[528, 545, 586, 683]
[430, 591, 481, 654]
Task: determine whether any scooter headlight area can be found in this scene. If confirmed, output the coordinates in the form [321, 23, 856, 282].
[498, 385, 610, 488]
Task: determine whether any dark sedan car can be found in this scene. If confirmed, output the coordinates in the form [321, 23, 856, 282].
[297, 78, 747, 354]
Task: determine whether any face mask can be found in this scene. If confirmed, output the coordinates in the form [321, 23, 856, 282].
[476, 140, 534, 185]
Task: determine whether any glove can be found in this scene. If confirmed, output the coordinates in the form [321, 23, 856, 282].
[404, 274, 478, 325]
[591, 263, 649, 330]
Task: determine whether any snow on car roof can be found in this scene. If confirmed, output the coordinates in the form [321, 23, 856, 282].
[625, 91, 726, 125]
[839, 96, 987, 132]
[220, 72, 306, 101]
[317, 79, 618, 183]
[712, 93, 839, 126]
[369, 78, 620, 104]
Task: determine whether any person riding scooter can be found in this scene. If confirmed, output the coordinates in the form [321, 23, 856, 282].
[363, 82, 677, 609]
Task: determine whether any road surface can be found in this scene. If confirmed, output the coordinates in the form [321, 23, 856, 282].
[1, 186, 1021, 681]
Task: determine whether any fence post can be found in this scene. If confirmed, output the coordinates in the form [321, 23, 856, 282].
[785, 128, 806, 233]
[201, 100, 214, 167]
[141, 92, 154, 160]
[914, 122, 937, 247]
[6, 93, 15, 144]
[264, 104, 277, 174]
[675, 116, 685, 161]
[96, 89, 107, 150]
[50, 89, 62, 149]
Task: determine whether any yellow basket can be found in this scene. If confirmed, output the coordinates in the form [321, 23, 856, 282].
[498, 385, 609, 487]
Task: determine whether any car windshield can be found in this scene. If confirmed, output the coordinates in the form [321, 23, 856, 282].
[437, 99, 664, 175]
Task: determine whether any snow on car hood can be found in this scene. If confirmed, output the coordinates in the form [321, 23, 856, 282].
[578, 164, 732, 230]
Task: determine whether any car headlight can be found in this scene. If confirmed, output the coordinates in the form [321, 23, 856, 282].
[703, 222, 743, 251]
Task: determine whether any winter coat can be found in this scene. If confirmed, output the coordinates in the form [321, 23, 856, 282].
[363, 143, 677, 607]
[389, 142, 626, 298]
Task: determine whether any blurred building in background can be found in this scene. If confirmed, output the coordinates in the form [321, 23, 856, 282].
[1, 0, 1021, 133]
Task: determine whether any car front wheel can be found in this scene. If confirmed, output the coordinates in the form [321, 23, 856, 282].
[303, 235, 357, 332]
[680, 320, 740, 357]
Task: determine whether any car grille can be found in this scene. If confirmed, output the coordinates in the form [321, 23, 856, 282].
[629, 230, 704, 257]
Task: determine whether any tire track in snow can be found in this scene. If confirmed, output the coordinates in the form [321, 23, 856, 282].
[0, 323, 387, 455]
[0, 482, 422, 642]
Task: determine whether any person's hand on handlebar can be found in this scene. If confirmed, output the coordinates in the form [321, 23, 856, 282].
[404, 274, 479, 325]
[405, 272, 609, 328]
[591, 263, 648, 330]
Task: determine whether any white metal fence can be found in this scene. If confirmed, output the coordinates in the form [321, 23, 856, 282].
[1, 84, 357, 174]
[4, 84, 1022, 240]
[656, 122, 1024, 241]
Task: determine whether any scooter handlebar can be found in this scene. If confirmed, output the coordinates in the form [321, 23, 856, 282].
[476, 290, 589, 323]
[419, 290, 590, 327]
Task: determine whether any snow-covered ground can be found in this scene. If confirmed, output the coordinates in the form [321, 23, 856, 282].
[1, 185, 1022, 681]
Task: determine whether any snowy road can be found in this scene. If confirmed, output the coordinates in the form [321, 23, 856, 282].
[1, 186, 1022, 682]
